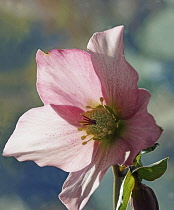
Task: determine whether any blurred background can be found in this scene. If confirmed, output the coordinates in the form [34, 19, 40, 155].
[0, 0, 174, 209]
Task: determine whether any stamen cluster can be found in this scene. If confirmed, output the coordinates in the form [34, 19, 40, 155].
[79, 103, 119, 145]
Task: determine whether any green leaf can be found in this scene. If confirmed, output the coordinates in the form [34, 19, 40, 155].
[135, 157, 169, 181]
[140, 143, 160, 155]
[116, 169, 135, 210]
[133, 143, 160, 168]
[133, 154, 143, 167]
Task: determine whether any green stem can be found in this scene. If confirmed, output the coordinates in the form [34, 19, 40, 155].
[112, 165, 122, 210]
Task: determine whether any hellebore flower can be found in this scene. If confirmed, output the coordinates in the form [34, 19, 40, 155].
[3, 26, 162, 210]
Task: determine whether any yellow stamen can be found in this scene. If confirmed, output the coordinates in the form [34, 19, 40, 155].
[108, 130, 112, 134]
[82, 137, 93, 145]
[100, 97, 104, 105]
[102, 128, 108, 132]
[78, 97, 121, 146]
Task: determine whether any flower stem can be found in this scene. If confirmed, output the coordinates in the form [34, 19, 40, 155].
[112, 165, 121, 210]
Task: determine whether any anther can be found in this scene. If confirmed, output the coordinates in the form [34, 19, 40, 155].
[100, 97, 104, 105]
[108, 130, 112, 134]
[102, 128, 108, 132]
[82, 137, 93, 145]
[81, 136, 86, 140]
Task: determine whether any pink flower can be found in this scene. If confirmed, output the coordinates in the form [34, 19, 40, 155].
[3, 26, 162, 210]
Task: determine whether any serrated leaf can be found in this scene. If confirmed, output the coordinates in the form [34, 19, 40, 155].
[134, 157, 169, 181]
[116, 169, 135, 210]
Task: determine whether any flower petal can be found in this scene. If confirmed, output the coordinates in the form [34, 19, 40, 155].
[3, 105, 97, 172]
[59, 160, 108, 210]
[87, 26, 140, 119]
[36, 49, 103, 109]
[59, 139, 132, 210]
[122, 89, 162, 165]
[95, 139, 131, 170]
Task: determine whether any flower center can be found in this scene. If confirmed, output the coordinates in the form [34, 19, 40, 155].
[78, 102, 120, 145]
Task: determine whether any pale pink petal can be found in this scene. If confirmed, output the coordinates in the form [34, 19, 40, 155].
[36, 49, 103, 109]
[59, 167, 108, 210]
[94, 139, 131, 170]
[59, 139, 132, 210]
[59, 160, 108, 210]
[122, 89, 162, 165]
[87, 26, 140, 119]
[3, 105, 97, 172]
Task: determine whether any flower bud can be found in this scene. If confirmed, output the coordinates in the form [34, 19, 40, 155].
[130, 183, 159, 210]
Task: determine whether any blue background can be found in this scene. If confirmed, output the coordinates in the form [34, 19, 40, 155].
[0, 0, 174, 209]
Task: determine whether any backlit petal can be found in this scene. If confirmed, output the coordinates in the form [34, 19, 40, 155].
[3, 105, 96, 172]
[36, 49, 102, 109]
[59, 139, 131, 210]
[122, 89, 162, 165]
[95, 139, 131, 170]
[59, 159, 108, 210]
[87, 26, 140, 119]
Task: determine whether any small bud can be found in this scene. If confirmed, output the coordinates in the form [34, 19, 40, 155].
[130, 183, 159, 210]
